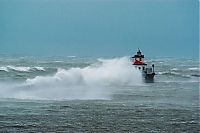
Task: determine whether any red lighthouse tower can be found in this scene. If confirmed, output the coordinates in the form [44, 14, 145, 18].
[132, 49, 147, 70]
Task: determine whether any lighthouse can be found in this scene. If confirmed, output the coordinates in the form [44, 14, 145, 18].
[132, 49, 155, 82]
[132, 49, 147, 70]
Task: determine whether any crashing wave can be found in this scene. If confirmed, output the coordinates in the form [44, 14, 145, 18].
[158, 71, 191, 78]
[32, 67, 45, 71]
[188, 67, 200, 71]
[0, 57, 142, 100]
[7, 66, 31, 72]
[0, 66, 46, 72]
[0, 67, 9, 72]
[171, 68, 179, 71]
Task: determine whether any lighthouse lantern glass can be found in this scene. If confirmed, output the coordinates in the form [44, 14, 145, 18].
[135, 57, 144, 62]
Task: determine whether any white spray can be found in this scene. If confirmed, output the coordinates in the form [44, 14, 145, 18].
[0, 57, 142, 100]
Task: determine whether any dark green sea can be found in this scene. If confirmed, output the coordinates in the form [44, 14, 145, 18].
[0, 56, 199, 132]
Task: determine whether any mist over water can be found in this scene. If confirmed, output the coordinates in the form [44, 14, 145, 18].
[0, 57, 142, 100]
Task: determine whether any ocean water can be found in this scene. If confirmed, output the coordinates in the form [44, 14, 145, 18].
[0, 56, 199, 132]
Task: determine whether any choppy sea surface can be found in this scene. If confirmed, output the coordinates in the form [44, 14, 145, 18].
[0, 56, 199, 132]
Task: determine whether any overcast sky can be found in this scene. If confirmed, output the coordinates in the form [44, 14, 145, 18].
[0, 0, 198, 58]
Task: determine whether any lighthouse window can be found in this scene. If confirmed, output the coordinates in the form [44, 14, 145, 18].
[139, 58, 142, 61]
[138, 67, 141, 70]
[143, 67, 144, 70]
